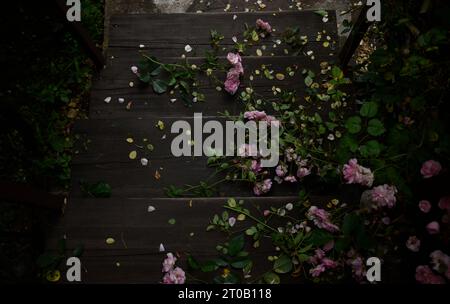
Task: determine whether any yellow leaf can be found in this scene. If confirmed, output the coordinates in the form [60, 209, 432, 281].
[275, 73, 285, 81]
[129, 150, 137, 160]
[237, 214, 246, 221]
[126, 138, 134, 143]
[106, 237, 115, 245]
[156, 120, 165, 130]
[256, 49, 263, 56]
[46, 270, 61, 282]
[154, 170, 161, 180]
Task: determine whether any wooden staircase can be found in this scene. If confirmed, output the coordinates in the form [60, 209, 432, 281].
[46, 10, 339, 283]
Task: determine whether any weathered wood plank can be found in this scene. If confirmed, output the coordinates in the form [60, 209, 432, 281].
[109, 12, 337, 48]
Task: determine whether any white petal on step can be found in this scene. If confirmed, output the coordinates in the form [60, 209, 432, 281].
[159, 243, 165, 252]
[104, 97, 111, 103]
[141, 158, 148, 166]
[118, 98, 125, 103]
[184, 44, 192, 53]
[147, 205, 156, 212]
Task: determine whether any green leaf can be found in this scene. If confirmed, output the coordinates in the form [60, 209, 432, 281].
[212, 258, 228, 267]
[245, 226, 258, 236]
[360, 102, 378, 118]
[304, 76, 313, 87]
[231, 258, 251, 269]
[80, 181, 112, 198]
[273, 255, 293, 274]
[360, 140, 381, 157]
[150, 65, 163, 76]
[342, 213, 361, 236]
[314, 10, 328, 17]
[331, 66, 344, 80]
[263, 272, 280, 284]
[308, 230, 333, 246]
[201, 260, 219, 272]
[187, 255, 200, 270]
[72, 244, 84, 257]
[152, 79, 168, 94]
[345, 116, 362, 134]
[228, 234, 245, 256]
[227, 198, 237, 208]
[168, 218, 176, 225]
[367, 119, 386, 136]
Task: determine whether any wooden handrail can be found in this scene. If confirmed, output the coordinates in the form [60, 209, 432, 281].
[339, 5, 370, 69]
[53, 0, 105, 70]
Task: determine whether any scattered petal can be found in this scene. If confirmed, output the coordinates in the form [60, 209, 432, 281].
[118, 97, 125, 103]
[159, 243, 165, 252]
[126, 137, 134, 143]
[168, 218, 176, 225]
[148, 205, 156, 212]
[104, 96, 111, 103]
[106, 237, 115, 245]
[184, 44, 192, 52]
[141, 158, 149, 166]
[154, 170, 161, 180]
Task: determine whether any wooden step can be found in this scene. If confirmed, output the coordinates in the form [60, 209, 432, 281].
[46, 196, 306, 283]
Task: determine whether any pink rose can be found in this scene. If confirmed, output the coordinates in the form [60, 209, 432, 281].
[371, 184, 397, 209]
[419, 200, 432, 213]
[253, 179, 272, 196]
[297, 167, 311, 179]
[284, 175, 297, 183]
[426, 221, 440, 235]
[406, 236, 421, 252]
[342, 158, 374, 187]
[415, 265, 445, 284]
[226, 52, 242, 65]
[162, 267, 186, 284]
[224, 70, 240, 95]
[251, 160, 262, 173]
[256, 19, 272, 33]
[275, 164, 287, 177]
[420, 160, 442, 178]
[438, 196, 450, 211]
[162, 253, 177, 272]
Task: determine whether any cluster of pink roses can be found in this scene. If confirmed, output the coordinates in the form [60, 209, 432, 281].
[415, 250, 449, 284]
[243, 110, 279, 126]
[224, 52, 244, 95]
[274, 148, 312, 184]
[306, 206, 339, 233]
[342, 158, 374, 187]
[161, 253, 186, 284]
[309, 247, 338, 277]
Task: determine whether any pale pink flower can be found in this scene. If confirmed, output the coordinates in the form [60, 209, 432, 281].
[276, 164, 287, 177]
[415, 265, 445, 284]
[253, 179, 272, 196]
[162, 253, 177, 272]
[224, 70, 240, 95]
[309, 264, 326, 277]
[371, 184, 397, 209]
[426, 221, 440, 235]
[406, 236, 421, 252]
[162, 267, 186, 284]
[420, 160, 442, 178]
[256, 19, 272, 33]
[307, 206, 339, 232]
[263, 210, 271, 217]
[244, 110, 267, 121]
[381, 217, 391, 225]
[438, 196, 450, 211]
[228, 217, 236, 227]
[265, 115, 280, 127]
[342, 159, 374, 187]
[238, 143, 258, 157]
[297, 167, 311, 179]
[284, 175, 297, 183]
[226, 52, 242, 65]
[347, 256, 365, 280]
[419, 200, 432, 213]
[232, 62, 244, 75]
[430, 250, 450, 273]
[251, 160, 262, 173]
